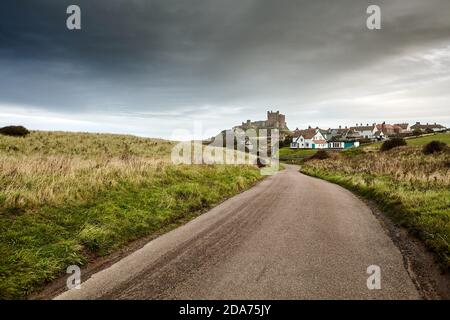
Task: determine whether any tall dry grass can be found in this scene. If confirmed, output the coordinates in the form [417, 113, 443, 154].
[0, 131, 174, 212]
[0, 131, 263, 299]
[305, 147, 450, 188]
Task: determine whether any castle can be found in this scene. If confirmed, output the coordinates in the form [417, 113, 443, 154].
[236, 110, 288, 130]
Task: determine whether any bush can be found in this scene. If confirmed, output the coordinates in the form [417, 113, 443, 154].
[309, 150, 329, 160]
[279, 135, 293, 148]
[423, 141, 447, 155]
[380, 137, 407, 152]
[412, 129, 422, 136]
[0, 126, 30, 137]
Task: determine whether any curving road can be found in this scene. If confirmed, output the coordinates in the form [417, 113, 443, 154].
[56, 165, 420, 300]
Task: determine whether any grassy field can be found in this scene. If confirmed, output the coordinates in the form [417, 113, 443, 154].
[0, 131, 263, 299]
[364, 132, 450, 150]
[406, 132, 450, 146]
[301, 144, 450, 270]
[278, 147, 317, 164]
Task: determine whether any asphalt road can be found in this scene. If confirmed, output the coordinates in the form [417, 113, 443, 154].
[56, 165, 420, 300]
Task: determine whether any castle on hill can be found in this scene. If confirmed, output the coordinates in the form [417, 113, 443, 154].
[234, 110, 288, 130]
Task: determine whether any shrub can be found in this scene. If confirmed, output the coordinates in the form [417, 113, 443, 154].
[279, 135, 293, 148]
[0, 126, 30, 137]
[380, 137, 407, 152]
[422, 141, 447, 155]
[412, 128, 422, 136]
[309, 150, 329, 160]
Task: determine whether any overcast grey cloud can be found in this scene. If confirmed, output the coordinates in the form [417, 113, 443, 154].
[0, 0, 449, 138]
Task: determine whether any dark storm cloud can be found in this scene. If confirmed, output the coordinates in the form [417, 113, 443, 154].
[1, 0, 450, 136]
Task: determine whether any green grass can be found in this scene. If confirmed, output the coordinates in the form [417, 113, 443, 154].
[363, 132, 450, 150]
[0, 131, 263, 299]
[278, 147, 317, 164]
[406, 132, 450, 146]
[301, 146, 450, 270]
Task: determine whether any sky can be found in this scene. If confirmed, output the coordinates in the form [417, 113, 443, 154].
[0, 0, 449, 139]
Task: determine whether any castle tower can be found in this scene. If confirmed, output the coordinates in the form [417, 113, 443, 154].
[266, 110, 286, 129]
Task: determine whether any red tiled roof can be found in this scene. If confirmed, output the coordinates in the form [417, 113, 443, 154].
[376, 124, 395, 130]
[394, 123, 409, 130]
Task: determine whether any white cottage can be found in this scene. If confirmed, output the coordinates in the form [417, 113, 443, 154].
[349, 124, 377, 139]
[290, 128, 328, 149]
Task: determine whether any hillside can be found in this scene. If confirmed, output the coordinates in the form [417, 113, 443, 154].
[363, 132, 450, 150]
[406, 132, 450, 146]
[0, 131, 263, 299]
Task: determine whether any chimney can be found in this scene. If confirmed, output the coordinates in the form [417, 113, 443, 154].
[366, 123, 369, 126]
[345, 126, 348, 129]
[416, 122, 420, 125]
[308, 125, 311, 129]
[339, 125, 341, 129]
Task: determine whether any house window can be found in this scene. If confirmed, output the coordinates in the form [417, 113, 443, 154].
[332, 142, 341, 148]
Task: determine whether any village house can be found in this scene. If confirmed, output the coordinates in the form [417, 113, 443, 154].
[327, 140, 360, 149]
[410, 122, 447, 132]
[326, 126, 363, 141]
[376, 122, 396, 136]
[349, 123, 378, 139]
[373, 130, 386, 141]
[290, 127, 359, 150]
[393, 123, 411, 134]
[290, 127, 328, 149]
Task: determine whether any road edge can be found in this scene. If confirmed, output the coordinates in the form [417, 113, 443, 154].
[362, 197, 450, 300]
[299, 169, 450, 300]
[30, 173, 271, 300]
